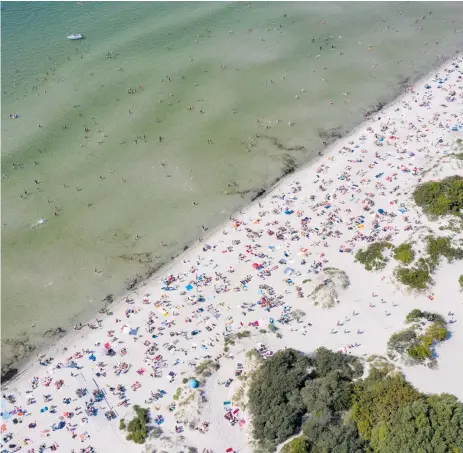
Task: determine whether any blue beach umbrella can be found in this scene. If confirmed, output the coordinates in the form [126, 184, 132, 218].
[188, 379, 199, 389]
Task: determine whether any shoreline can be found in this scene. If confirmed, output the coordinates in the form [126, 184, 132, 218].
[1, 53, 455, 384]
[1, 54, 462, 453]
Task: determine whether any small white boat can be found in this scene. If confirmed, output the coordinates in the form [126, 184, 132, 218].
[67, 33, 83, 40]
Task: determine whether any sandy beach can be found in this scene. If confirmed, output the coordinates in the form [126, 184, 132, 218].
[2, 56, 463, 453]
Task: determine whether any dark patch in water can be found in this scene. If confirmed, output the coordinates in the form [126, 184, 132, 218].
[256, 134, 306, 151]
[1, 368, 18, 384]
[317, 127, 344, 145]
[119, 251, 153, 264]
[251, 189, 266, 202]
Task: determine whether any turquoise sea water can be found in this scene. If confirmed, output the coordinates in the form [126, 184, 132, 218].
[2, 1, 463, 369]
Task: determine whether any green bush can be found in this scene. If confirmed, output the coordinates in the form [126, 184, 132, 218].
[355, 242, 394, 271]
[413, 175, 463, 217]
[173, 387, 182, 401]
[235, 330, 251, 339]
[426, 235, 463, 268]
[387, 328, 417, 358]
[407, 343, 432, 361]
[388, 311, 448, 363]
[119, 419, 126, 430]
[394, 262, 431, 290]
[281, 436, 310, 453]
[405, 309, 445, 325]
[125, 405, 149, 444]
[268, 323, 278, 333]
[426, 321, 448, 342]
[459, 274, 463, 289]
[195, 359, 220, 377]
[393, 243, 415, 264]
[405, 309, 423, 323]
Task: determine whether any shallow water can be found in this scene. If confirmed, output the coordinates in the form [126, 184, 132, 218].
[2, 1, 463, 366]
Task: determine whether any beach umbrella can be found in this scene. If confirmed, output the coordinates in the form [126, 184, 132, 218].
[252, 263, 260, 269]
[188, 378, 199, 389]
[377, 208, 385, 214]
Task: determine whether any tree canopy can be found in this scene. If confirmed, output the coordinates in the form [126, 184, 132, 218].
[247, 347, 463, 453]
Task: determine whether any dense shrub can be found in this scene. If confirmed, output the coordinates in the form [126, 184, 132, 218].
[248, 347, 463, 453]
[387, 328, 417, 359]
[351, 373, 421, 442]
[303, 414, 366, 453]
[125, 405, 149, 444]
[248, 349, 313, 446]
[394, 261, 431, 290]
[301, 371, 354, 414]
[426, 235, 463, 267]
[370, 393, 463, 453]
[388, 311, 448, 364]
[405, 309, 445, 325]
[393, 243, 415, 264]
[281, 436, 310, 453]
[355, 242, 393, 271]
[459, 274, 463, 289]
[413, 176, 463, 217]
[314, 347, 364, 380]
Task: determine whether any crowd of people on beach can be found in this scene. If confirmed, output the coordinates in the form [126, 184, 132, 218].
[2, 47, 462, 453]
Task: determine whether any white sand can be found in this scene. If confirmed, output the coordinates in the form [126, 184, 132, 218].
[2, 56, 463, 453]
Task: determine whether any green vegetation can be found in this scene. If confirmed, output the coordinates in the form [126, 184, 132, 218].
[393, 242, 415, 264]
[235, 330, 251, 339]
[355, 242, 393, 271]
[394, 235, 463, 290]
[173, 387, 182, 401]
[268, 323, 278, 333]
[281, 436, 310, 453]
[459, 274, 463, 289]
[394, 258, 431, 290]
[413, 175, 463, 217]
[426, 235, 463, 266]
[195, 359, 220, 377]
[387, 310, 448, 363]
[352, 370, 463, 453]
[292, 309, 306, 322]
[123, 405, 150, 444]
[247, 348, 463, 453]
[247, 347, 363, 451]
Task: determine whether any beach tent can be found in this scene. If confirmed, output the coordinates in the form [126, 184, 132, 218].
[188, 378, 199, 389]
[129, 327, 139, 336]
